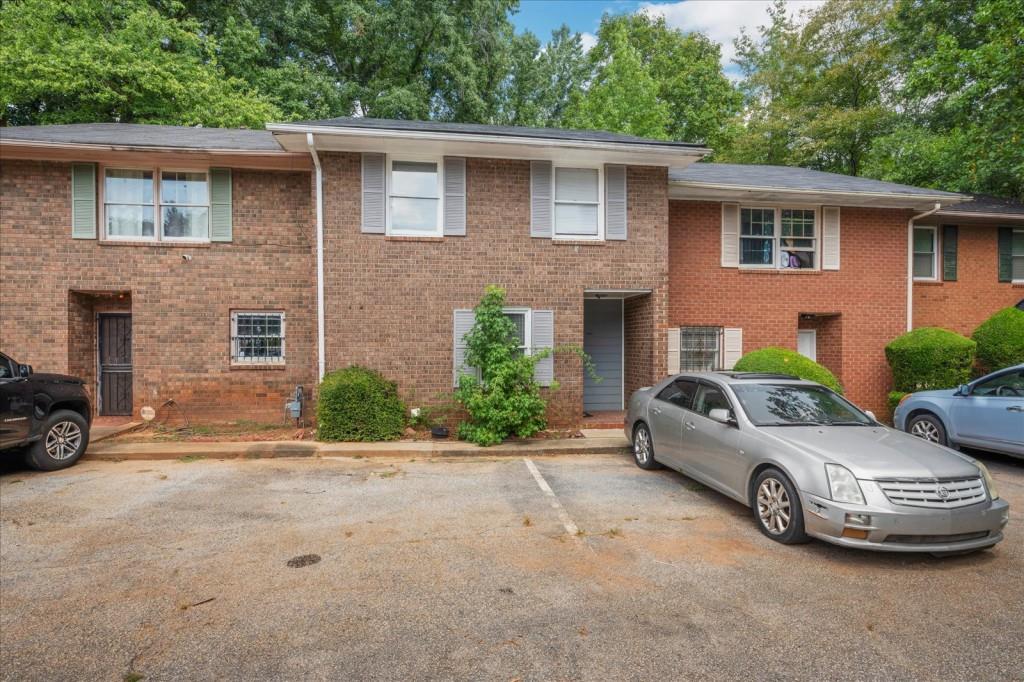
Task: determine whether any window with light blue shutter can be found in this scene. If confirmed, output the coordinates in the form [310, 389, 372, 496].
[209, 168, 232, 242]
[71, 163, 97, 239]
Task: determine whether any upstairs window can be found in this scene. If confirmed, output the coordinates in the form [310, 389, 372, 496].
[1013, 229, 1024, 282]
[913, 227, 937, 280]
[104, 167, 209, 241]
[389, 159, 441, 236]
[554, 166, 602, 239]
[740, 207, 818, 269]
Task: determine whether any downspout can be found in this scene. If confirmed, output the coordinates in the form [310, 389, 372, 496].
[306, 133, 326, 382]
[907, 203, 941, 332]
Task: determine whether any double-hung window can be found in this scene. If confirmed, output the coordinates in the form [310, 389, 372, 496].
[504, 309, 531, 356]
[740, 207, 818, 269]
[553, 166, 602, 239]
[103, 167, 210, 241]
[231, 311, 285, 365]
[913, 226, 937, 280]
[389, 159, 442, 236]
[680, 326, 723, 371]
[1012, 229, 1024, 282]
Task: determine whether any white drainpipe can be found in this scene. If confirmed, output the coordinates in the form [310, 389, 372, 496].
[306, 133, 326, 382]
[907, 203, 942, 332]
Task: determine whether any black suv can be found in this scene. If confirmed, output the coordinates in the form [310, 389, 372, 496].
[1, 352, 92, 470]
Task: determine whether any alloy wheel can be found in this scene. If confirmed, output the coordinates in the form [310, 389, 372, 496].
[757, 478, 791, 535]
[910, 420, 940, 443]
[45, 421, 82, 461]
[634, 426, 651, 465]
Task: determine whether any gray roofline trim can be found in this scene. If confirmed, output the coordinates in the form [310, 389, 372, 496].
[267, 122, 711, 157]
[668, 178, 969, 204]
[932, 210, 1024, 220]
[0, 138, 301, 156]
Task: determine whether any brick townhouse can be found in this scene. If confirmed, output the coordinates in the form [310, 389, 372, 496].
[1, 119, 1017, 425]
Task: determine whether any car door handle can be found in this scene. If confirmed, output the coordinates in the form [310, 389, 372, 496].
[652, 406, 662, 415]
[1008, 406, 1024, 412]
[684, 421, 696, 430]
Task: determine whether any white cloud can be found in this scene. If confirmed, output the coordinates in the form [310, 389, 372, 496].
[639, 0, 825, 70]
[580, 31, 598, 53]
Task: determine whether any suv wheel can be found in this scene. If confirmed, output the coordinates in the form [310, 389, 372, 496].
[25, 410, 89, 471]
[907, 413, 947, 446]
[752, 469, 809, 545]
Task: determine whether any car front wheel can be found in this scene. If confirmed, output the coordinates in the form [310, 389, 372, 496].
[25, 410, 89, 471]
[632, 423, 662, 470]
[752, 469, 809, 544]
[907, 413, 947, 446]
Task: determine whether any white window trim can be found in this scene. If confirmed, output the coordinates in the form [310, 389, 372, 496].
[912, 225, 939, 282]
[100, 164, 211, 243]
[738, 204, 821, 271]
[503, 307, 532, 355]
[552, 163, 604, 241]
[385, 153, 444, 237]
[1013, 228, 1024, 284]
[230, 310, 286, 366]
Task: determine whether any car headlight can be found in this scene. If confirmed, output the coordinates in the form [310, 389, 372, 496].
[826, 464, 865, 505]
[976, 461, 999, 500]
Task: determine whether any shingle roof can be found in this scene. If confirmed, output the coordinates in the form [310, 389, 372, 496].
[940, 194, 1024, 215]
[0, 123, 283, 152]
[670, 162, 965, 199]
[285, 116, 707, 149]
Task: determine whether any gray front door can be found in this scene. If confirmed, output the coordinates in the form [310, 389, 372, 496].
[584, 298, 623, 411]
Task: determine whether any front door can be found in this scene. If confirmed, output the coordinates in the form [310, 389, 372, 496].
[584, 298, 623, 412]
[797, 330, 817, 361]
[98, 314, 132, 416]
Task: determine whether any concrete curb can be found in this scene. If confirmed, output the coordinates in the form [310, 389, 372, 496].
[85, 436, 630, 461]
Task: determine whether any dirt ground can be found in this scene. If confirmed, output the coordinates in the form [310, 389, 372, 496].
[1, 451, 1022, 681]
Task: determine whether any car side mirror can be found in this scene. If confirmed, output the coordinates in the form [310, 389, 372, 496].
[18, 364, 32, 378]
[708, 408, 734, 425]
[955, 384, 970, 397]
[864, 410, 876, 422]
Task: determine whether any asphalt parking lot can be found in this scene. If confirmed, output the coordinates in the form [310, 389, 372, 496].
[2, 451, 1023, 681]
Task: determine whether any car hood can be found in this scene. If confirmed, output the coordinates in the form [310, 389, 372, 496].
[763, 426, 980, 480]
[30, 372, 85, 385]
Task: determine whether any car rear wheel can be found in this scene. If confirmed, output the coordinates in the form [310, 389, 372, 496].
[25, 410, 89, 471]
[752, 469, 809, 544]
[632, 423, 662, 470]
[907, 413, 947, 446]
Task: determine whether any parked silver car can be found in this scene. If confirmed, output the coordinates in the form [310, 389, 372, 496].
[626, 372, 1009, 554]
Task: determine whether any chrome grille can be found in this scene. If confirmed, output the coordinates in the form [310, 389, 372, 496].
[876, 477, 987, 509]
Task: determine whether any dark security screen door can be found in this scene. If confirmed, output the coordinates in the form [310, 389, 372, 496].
[98, 314, 132, 416]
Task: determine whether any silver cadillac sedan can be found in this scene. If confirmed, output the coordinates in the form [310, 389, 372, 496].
[626, 372, 1009, 555]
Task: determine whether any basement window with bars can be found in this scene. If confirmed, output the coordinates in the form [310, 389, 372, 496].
[231, 311, 285, 365]
[680, 326, 723, 371]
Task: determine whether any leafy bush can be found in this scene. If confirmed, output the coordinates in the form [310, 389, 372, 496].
[884, 327, 975, 392]
[888, 391, 908, 416]
[317, 366, 406, 441]
[455, 286, 551, 446]
[733, 347, 843, 393]
[972, 307, 1024, 373]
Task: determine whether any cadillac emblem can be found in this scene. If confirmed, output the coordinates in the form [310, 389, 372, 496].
[936, 486, 951, 500]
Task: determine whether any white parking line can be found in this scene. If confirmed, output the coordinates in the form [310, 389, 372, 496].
[523, 457, 580, 537]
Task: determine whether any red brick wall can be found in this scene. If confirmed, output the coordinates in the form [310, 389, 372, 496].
[668, 200, 913, 415]
[624, 294, 655, 400]
[0, 158, 316, 423]
[913, 223, 1023, 335]
[319, 153, 670, 427]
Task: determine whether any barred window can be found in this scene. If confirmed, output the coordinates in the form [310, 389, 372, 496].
[231, 311, 285, 364]
[680, 326, 723, 371]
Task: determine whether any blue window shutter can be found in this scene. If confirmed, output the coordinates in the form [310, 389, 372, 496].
[531, 310, 555, 386]
[530, 160, 552, 238]
[605, 164, 627, 240]
[454, 309, 477, 386]
[71, 163, 97, 239]
[443, 157, 466, 236]
[209, 168, 232, 242]
[362, 153, 386, 234]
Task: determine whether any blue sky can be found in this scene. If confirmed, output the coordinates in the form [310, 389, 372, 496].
[510, 1, 825, 78]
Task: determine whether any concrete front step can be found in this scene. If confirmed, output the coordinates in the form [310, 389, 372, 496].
[85, 435, 630, 461]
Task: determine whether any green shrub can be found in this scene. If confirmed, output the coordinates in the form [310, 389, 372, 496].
[884, 327, 975, 392]
[972, 307, 1024, 373]
[887, 391, 908, 416]
[733, 347, 843, 393]
[316, 366, 406, 442]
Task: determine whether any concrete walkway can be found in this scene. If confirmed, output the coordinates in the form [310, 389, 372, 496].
[84, 430, 630, 461]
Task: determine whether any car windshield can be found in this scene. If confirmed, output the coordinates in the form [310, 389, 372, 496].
[731, 384, 874, 426]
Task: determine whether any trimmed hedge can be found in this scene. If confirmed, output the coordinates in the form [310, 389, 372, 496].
[317, 366, 406, 442]
[972, 307, 1024, 373]
[884, 327, 975, 392]
[733, 347, 843, 393]
[888, 391, 908, 416]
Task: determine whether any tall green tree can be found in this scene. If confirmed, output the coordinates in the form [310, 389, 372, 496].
[865, 0, 1024, 199]
[494, 26, 588, 127]
[1, 0, 279, 127]
[565, 13, 740, 145]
